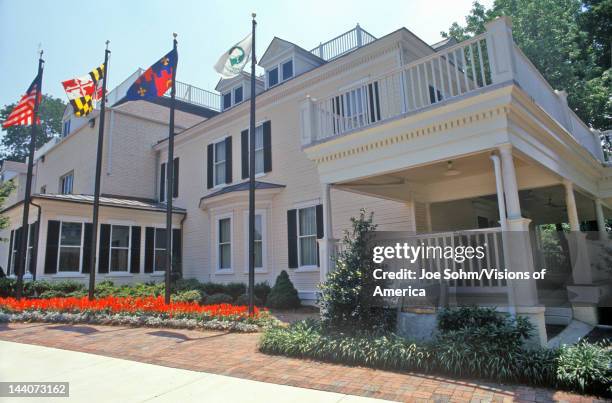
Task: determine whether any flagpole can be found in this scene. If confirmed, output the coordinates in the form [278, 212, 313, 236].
[88, 41, 111, 300]
[248, 13, 257, 315]
[15, 51, 44, 300]
[164, 34, 178, 305]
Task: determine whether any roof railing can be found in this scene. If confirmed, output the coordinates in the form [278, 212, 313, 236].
[310, 24, 376, 61]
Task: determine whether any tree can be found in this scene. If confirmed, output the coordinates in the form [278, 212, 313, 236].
[442, 0, 611, 131]
[0, 95, 66, 162]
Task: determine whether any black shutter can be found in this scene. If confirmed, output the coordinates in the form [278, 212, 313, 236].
[44, 221, 60, 274]
[144, 227, 155, 273]
[28, 222, 39, 275]
[172, 228, 182, 275]
[241, 129, 249, 179]
[287, 209, 298, 268]
[173, 158, 179, 198]
[263, 121, 272, 173]
[225, 136, 232, 184]
[98, 224, 111, 273]
[160, 163, 166, 202]
[7, 230, 14, 276]
[130, 226, 141, 273]
[82, 223, 93, 273]
[206, 144, 214, 189]
[316, 204, 324, 239]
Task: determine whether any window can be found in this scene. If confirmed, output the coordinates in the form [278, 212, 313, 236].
[110, 225, 130, 272]
[25, 226, 35, 274]
[214, 140, 226, 186]
[244, 212, 265, 271]
[281, 60, 293, 81]
[154, 228, 167, 272]
[267, 67, 279, 87]
[8, 227, 34, 276]
[298, 206, 317, 267]
[62, 120, 71, 137]
[218, 217, 231, 270]
[40, 185, 46, 194]
[59, 171, 74, 194]
[58, 222, 83, 272]
[159, 158, 179, 201]
[233, 86, 243, 104]
[223, 92, 232, 110]
[428, 85, 443, 104]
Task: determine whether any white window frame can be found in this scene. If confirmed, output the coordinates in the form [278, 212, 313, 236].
[243, 209, 267, 273]
[243, 122, 267, 177]
[215, 213, 233, 273]
[153, 227, 168, 274]
[212, 137, 228, 188]
[296, 204, 318, 271]
[222, 91, 232, 110]
[233, 85, 243, 105]
[57, 221, 84, 274]
[267, 57, 294, 88]
[108, 224, 131, 273]
[8, 226, 35, 277]
[59, 171, 74, 194]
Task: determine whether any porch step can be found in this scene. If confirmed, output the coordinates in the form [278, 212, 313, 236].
[545, 307, 573, 325]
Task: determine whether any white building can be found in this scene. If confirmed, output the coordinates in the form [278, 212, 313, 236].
[1, 18, 611, 345]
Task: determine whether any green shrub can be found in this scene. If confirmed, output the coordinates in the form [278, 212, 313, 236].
[556, 341, 612, 395]
[266, 271, 300, 309]
[254, 282, 271, 304]
[437, 306, 507, 332]
[51, 280, 85, 294]
[94, 280, 120, 298]
[23, 280, 53, 297]
[200, 282, 227, 296]
[205, 293, 233, 304]
[172, 278, 202, 293]
[0, 278, 16, 298]
[225, 283, 247, 300]
[172, 289, 204, 304]
[235, 293, 262, 306]
[39, 290, 68, 299]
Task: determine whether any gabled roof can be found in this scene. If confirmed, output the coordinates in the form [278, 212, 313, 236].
[431, 37, 458, 51]
[214, 71, 264, 92]
[258, 37, 325, 67]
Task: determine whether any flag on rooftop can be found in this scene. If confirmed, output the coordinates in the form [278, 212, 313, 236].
[62, 64, 105, 117]
[2, 78, 41, 128]
[214, 34, 252, 78]
[125, 49, 177, 101]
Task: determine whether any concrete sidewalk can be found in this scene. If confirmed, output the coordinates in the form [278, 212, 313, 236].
[0, 340, 391, 403]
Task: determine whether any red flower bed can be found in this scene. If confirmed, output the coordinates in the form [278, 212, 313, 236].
[0, 296, 261, 320]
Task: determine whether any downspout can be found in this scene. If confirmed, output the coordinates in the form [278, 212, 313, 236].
[490, 152, 516, 316]
[29, 200, 42, 282]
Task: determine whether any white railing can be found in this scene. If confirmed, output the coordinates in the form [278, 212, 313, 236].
[311, 24, 376, 61]
[312, 33, 492, 141]
[303, 18, 606, 162]
[174, 81, 221, 111]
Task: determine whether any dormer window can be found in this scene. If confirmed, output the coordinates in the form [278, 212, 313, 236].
[222, 85, 245, 111]
[267, 59, 293, 88]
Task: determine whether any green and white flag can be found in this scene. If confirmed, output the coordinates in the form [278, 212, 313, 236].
[214, 34, 252, 79]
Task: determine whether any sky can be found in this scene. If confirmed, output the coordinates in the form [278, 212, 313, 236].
[0, 0, 493, 136]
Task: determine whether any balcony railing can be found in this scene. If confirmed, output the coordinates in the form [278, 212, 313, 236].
[310, 24, 376, 61]
[301, 18, 605, 162]
[174, 81, 221, 111]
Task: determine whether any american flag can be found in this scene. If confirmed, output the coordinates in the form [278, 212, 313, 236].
[2, 77, 41, 128]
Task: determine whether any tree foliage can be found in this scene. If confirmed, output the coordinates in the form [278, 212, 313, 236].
[442, 0, 611, 130]
[0, 95, 66, 162]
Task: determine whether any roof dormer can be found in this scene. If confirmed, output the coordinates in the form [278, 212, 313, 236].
[215, 72, 264, 111]
[259, 38, 325, 90]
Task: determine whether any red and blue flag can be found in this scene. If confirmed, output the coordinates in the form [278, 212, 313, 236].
[125, 49, 177, 101]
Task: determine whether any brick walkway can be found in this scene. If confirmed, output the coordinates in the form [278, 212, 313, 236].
[0, 322, 605, 403]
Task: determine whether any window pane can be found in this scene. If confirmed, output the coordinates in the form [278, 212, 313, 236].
[155, 228, 167, 249]
[254, 215, 262, 241]
[155, 249, 167, 271]
[255, 149, 264, 174]
[282, 60, 293, 80]
[111, 249, 128, 271]
[299, 236, 317, 266]
[299, 207, 316, 236]
[111, 225, 129, 247]
[234, 86, 243, 103]
[61, 222, 82, 246]
[219, 218, 230, 243]
[59, 247, 80, 271]
[254, 125, 264, 148]
[214, 141, 225, 163]
[215, 161, 226, 185]
[223, 92, 231, 109]
[254, 240, 262, 268]
[268, 68, 278, 87]
[220, 244, 231, 269]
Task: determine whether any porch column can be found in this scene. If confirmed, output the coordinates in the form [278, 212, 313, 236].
[498, 145, 546, 346]
[563, 181, 598, 324]
[595, 198, 608, 240]
[424, 203, 432, 232]
[318, 183, 337, 283]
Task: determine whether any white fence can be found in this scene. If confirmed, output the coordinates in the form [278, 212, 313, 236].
[311, 24, 376, 61]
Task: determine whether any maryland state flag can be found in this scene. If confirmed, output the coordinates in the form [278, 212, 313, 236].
[125, 49, 177, 101]
[62, 64, 105, 117]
